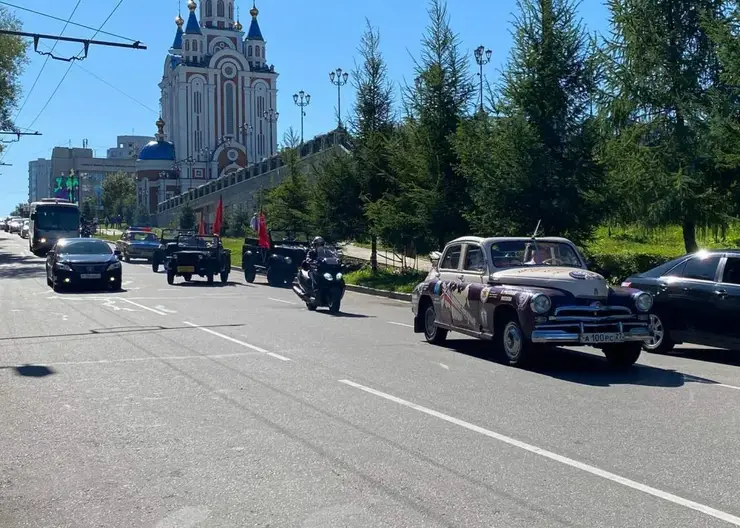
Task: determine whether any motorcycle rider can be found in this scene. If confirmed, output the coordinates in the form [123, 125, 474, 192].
[303, 236, 325, 294]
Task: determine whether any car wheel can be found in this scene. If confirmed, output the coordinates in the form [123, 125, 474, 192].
[244, 266, 256, 283]
[423, 303, 447, 345]
[167, 271, 175, 285]
[603, 343, 642, 368]
[182, 273, 193, 281]
[52, 275, 63, 292]
[266, 267, 279, 287]
[46, 266, 52, 287]
[152, 259, 159, 272]
[110, 278, 122, 291]
[497, 317, 536, 367]
[220, 271, 229, 284]
[306, 301, 317, 311]
[207, 273, 214, 284]
[642, 313, 675, 354]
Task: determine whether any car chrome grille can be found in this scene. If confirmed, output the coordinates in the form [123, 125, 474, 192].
[70, 263, 108, 273]
[550, 304, 632, 322]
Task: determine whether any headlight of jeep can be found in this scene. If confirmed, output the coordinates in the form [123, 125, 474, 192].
[40, 238, 47, 243]
[323, 272, 333, 281]
[530, 293, 551, 314]
[633, 292, 653, 312]
[284, 256, 292, 264]
[107, 261, 121, 270]
[336, 272, 343, 280]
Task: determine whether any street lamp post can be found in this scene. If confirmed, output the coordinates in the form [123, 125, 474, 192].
[263, 109, 278, 157]
[328, 68, 349, 128]
[473, 45, 492, 113]
[293, 90, 310, 144]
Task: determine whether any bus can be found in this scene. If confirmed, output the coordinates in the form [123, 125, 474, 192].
[28, 198, 80, 256]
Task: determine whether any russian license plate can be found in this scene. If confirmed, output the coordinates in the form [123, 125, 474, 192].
[177, 266, 195, 273]
[80, 273, 101, 280]
[580, 332, 624, 344]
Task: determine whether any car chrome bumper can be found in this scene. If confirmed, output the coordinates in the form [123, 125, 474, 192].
[531, 326, 651, 344]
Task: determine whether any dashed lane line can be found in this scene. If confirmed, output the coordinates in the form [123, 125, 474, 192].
[183, 321, 290, 361]
[339, 379, 740, 527]
[388, 321, 413, 328]
[119, 298, 168, 315]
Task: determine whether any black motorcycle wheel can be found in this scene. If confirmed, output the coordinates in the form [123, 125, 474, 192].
[220, 271, 229, 284]
[152, 259, 159, 272]
[166, 271, 175, 285]
[244, 266, 256, 283]
[207, 273, 214, 284]
[328, 289, 342, 314]
[306, 301, 317, 311]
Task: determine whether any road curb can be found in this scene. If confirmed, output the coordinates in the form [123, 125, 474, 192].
[228, 265, 411, 302]
[344, 283, 412, 302]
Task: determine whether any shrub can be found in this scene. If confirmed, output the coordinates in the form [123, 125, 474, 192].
[586, 251, 681, 284]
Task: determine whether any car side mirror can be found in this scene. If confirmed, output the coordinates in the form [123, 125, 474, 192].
[114, 249, 121, 257]
[30, 213, 36, 220]
[429, 251, 442, 269]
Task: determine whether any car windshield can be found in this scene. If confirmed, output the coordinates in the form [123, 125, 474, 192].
[178, 235, 218, 248]
[490, 240, 583, 269]
[57, 240, 112, 255]
[130, 232, 158, 242]
[36, 207, 79, 230]
[317, 247, 340, 260]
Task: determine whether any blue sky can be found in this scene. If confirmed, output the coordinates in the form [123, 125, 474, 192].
[0, 0, 609, 215]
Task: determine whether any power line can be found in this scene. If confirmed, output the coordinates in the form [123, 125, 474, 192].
[22, 0, 127, 132]
[13, 0, 83, 123]
[0, 1, 138, 43]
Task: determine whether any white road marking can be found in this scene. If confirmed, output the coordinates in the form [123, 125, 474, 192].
[183, 322, 290, 361]
[388, 321, 413, 328]
[154, 305, 178, 314]
[438, 363, 450, 370]
[268, 297, 297, 305]
[4, 352, 258, 367]
[120, 298, 168, 315]
[683, 374, 740, 392]
[339, 379, 740, 526]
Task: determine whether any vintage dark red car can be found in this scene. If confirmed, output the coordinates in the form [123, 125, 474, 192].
[411, 236, 655, 368]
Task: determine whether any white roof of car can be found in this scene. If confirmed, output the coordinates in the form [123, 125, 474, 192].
[446, 236, 575, 245]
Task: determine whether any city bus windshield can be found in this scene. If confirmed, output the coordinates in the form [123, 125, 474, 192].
[35, 206, 79, 231]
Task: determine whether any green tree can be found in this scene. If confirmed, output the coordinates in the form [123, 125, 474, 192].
[81, 197, 95, 221]
[600, 0, 731, 252]
[101, 172, 136, 219]
[311, 152, 364, 243]
[10, 202, 25, 216]
[0, 7, 27, 154]
[265, 146, 312, 232]
[179, 200, 196, 230]
[395, 0, 474, 249]
[350, 20, 397, 270]
[459, 0, 605, 243]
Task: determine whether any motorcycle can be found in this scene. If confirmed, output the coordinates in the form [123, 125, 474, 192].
[79, 223, 92, 238]
[292, 246, 345, 313]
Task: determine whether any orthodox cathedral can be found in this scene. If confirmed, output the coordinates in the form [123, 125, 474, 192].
[135, 0, 278, 213]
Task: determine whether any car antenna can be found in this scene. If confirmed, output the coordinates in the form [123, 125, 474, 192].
[531, 219, 541, 239]
[530, 220, 541, 264]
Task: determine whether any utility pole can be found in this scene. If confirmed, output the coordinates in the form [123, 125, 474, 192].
[0, 30, 146, 62]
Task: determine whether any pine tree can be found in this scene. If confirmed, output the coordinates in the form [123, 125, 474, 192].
[459, 0, 604, 243]
[265, 147, 312, 233]
[351, 20, 396, 270]
[397, 0, 474, 249]
[179, 201, 196, 230]
[311, 152, 364, 243]
[600, 0, 731, 252]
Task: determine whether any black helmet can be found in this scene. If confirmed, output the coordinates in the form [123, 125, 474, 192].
[312, 236, 325, 248]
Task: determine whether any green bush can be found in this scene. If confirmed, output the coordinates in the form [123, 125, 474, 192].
[586, 251, 680, 284]
[344, 267, 426, 293]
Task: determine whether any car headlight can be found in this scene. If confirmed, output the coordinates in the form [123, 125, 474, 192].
[323, 272, 333, 281]
[336, 272, 343, 280]
[107, 261, 121, 270]
[284, 256, 292, 264]
[529, 293, 551, 314]
[40, 238, 46, 243]
[633, 291, 653, 312]
[55, 262, 71, 271]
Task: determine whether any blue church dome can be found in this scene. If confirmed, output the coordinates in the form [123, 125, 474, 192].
[137, 117, 176, 161]
[138, 140, 175, 161]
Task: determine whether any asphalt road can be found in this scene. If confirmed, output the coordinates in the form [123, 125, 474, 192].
[2, 232, 740, 527]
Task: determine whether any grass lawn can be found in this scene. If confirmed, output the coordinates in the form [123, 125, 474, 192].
[344, 267, 426, 293]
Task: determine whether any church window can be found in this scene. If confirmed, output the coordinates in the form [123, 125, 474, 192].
[206, 0, 212, 16]
[225, 82, 236, 136]
[217, 0, 225, 17]
[248, 46, 253, 57]
[255, 46, 260, 58]
[228, 2, 234, 19]
[185, 40, 190, 51]
[193, 41, 198, 52]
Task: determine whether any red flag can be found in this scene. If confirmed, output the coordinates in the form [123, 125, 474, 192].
[257, 212, 269, 248]
[212, 195, 223, 235]
[198, 214, 205, 235]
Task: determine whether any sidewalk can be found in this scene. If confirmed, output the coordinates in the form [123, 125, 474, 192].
[340, 243, 432, 271]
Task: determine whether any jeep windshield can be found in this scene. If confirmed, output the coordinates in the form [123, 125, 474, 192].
[177, 235, 218, 248]
[490, 240, 583, 269]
